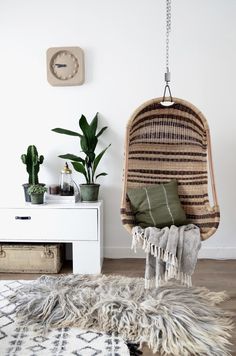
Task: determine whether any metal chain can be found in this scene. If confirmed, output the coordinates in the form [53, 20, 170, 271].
[165, 0, 171, 74]
[163, 0, 172, 101]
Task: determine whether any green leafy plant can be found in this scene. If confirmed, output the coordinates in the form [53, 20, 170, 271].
[21, 145, 44, 184]
[27, 184, 47, 195]
[52, 113, 111, 184]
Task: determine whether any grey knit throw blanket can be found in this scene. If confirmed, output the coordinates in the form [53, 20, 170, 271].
[131, 224, 201, 288]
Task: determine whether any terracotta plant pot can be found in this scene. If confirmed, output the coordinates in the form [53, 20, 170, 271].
[79, 184, 100, 202]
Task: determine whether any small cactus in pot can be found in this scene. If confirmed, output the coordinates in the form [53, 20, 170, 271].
[27, 184, 47, 204]
[21, 145, 45, 202]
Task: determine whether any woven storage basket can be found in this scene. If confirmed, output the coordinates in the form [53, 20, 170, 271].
[0, 243, 63, 273]
[121, 97, 220, 240]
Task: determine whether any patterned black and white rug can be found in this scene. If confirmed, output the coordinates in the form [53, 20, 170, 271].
[0, 280, 130, 356]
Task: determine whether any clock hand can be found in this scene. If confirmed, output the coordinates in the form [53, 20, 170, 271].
[54, 64, 67, 68]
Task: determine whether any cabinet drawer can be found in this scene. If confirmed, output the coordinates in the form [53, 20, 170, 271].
[0, 208, 97, 241]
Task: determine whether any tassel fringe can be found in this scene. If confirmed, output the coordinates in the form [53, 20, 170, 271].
[132, 229, 192, 288]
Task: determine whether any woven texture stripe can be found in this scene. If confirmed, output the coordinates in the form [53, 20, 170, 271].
[121, 97, 220, 240]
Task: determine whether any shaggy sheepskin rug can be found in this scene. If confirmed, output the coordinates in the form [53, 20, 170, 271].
[10, 274, 234, 356]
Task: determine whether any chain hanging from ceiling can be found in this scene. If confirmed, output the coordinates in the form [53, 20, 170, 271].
[163, 0, 173, 102]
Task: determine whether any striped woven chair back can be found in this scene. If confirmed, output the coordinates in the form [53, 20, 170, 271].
[121, 97, 220, 240]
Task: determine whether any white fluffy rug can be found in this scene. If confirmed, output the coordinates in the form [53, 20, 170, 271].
[9, 274, 234, 356]
[0, 280, 130, 356]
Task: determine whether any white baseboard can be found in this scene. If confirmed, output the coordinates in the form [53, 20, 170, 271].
[198, 248, 236, 259]
[104, 247, 145, 259]
[104, 247, 236, 259]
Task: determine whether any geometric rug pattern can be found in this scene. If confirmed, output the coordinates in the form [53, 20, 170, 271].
[0, 280, 130, 356]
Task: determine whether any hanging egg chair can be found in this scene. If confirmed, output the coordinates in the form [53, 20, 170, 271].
[120, 1, 220, 241]
[120, 97, 220, 240]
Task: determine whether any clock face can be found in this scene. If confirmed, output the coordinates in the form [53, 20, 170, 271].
[47, 47, 84, 86]
[50, 50, 79, 80]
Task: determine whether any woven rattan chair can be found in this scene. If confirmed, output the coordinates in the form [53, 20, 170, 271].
[121, 97, 220, 240]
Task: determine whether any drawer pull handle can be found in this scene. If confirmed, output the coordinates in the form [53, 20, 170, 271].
[15, 216, 31, 220]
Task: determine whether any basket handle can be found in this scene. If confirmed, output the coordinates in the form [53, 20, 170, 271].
[207, 128, 219, 207]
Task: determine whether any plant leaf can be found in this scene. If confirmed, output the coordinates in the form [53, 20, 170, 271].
[80, 136, 89, 153]
[92, 144, 111, 179]
[89, 137, 98, 153]
[52, 128, 82, 137]
[71, 162, 88, 183]
[96, 126, 108, 138]
[90, 113, 98, 136]
[96, 172, 108, 179]
[58, 154, 85, 164]
[79, 115, 90, 137]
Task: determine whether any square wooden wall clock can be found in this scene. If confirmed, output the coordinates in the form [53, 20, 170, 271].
[47, 47, 84, 86]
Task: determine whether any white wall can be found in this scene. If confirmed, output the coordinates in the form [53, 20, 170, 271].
[0, 0, 235, 258]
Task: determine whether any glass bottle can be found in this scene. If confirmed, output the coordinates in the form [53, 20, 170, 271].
[59, 162, 74, 196]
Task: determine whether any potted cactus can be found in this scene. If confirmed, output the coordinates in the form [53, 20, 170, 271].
[21, 145, 44, 202]
[52, 113, 110, 201]
[27, 184, 47, 204]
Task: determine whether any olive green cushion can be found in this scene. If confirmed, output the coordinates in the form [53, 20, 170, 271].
[127, 180, 187, 228]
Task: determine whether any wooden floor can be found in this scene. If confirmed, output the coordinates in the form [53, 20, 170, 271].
[0, 259, 235, 355]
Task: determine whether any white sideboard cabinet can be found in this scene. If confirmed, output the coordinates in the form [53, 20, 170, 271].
[0, 201, 103, 274]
